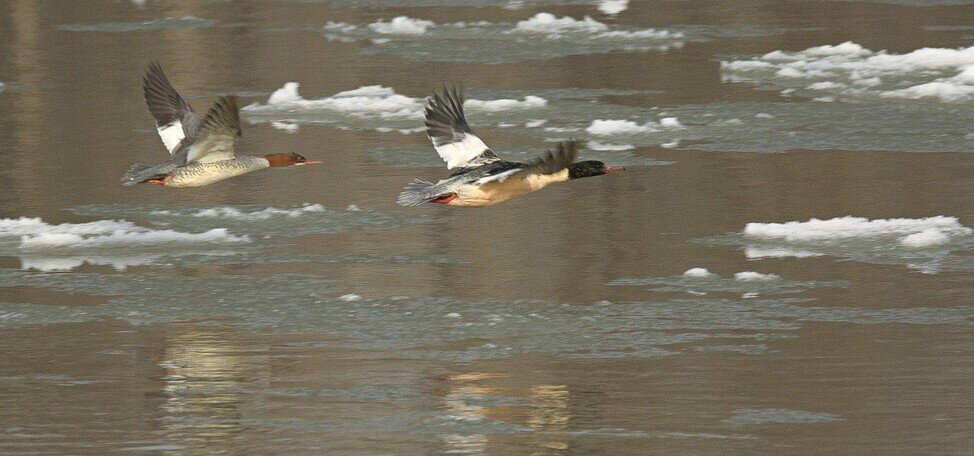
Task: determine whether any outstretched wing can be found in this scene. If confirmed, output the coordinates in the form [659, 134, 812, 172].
[425, 85, 500, 170]
[182, 95, 242, 164]
[143, 62, 201, 160]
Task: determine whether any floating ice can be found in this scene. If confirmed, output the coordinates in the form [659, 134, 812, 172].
[659, 117, 684, 129]
[597, 0, 628, 15]
[464, 96, 547, 112]
[368, 16, 434, 35]
[700, 216, 974, 273]
[282, 14, 687, 63]
[722, 42, 974, 102]
[270, 121, 299, 133]
[0, 217, 249, 271]
[742, 216, 972, 244]
[70, 203, 424, 238]
[683, 268, 715, 278]
[585, 117, 684, 136]
[586, 119, 659, 135]
[252, 83, 425, 120]
[245, 84, 549, 131]
[0, 206, 437, 272]
[175, 203, 327, 221]
[0, 217, 247, 249]
[586, 141, 635, 151]
[513, 13, 607, 35]
[257, 85, 974, 152]
[57, 16, 217, 32]
[734, 271, 780, 281]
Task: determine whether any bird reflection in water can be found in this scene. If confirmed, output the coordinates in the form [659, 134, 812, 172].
[156, 327, 264, 452]
[440, 371, 571, 454]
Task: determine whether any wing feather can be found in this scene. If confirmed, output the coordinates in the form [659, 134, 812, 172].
[143, 63, 200, 157]
[425, 85, 499, 169]
[183, 95, 242, 164]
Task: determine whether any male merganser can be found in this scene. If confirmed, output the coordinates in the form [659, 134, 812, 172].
[397, 86, 622, 207]
[122, 63, 321, 187]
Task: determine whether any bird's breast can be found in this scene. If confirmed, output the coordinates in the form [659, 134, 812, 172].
[448, 170, 569, 207]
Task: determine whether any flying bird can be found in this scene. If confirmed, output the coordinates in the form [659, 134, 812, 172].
[398, 86, 622, 207]
[123, 63, 321, 187]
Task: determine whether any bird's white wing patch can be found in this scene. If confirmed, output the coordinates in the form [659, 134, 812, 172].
[434, 133, 490, 169]
[156, 121, 184, 154]
[474, 168, 520, 185]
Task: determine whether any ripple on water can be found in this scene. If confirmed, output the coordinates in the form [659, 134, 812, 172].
[275, 14, 687, 63]
[723, 408, 841, 425]
[610, 268, 848, 296]
[56, 16, 218, 32]
[68, 203, 424, 238]
[0, 270, 970, 360]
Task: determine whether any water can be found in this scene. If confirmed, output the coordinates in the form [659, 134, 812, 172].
[1, 0, 973, 454]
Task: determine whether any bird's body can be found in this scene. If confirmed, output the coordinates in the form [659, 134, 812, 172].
[416, 166, 571, 207]
[149, 155, 271, 187]
[398, 86, 621, 207]
[123, 63, 320, 188]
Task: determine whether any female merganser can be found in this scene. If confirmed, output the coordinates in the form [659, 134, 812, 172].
[397, 86, 622, 207]
[122, 63, 322, 187]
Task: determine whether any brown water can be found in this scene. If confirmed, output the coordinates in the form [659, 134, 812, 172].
[1, 0, 973, 454]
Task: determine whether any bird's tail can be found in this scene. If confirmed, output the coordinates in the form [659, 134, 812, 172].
[122, 163, 175, 186]
[397, 179, 443, 206]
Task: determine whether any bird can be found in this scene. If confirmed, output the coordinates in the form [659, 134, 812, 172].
[397, 86, 622, 207]
[122, 63, 322, 187]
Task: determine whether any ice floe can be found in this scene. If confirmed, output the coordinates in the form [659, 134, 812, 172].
[0, 217, 249, 272]
[244, 84, 549, 131]
[513, 13, 608, 35]
[700, 216, 974, 273]
[722, 42, 974, 102]
[253, 85, 974, 153]
[597, 0, 628, 15]
[368, 16, 434, 35]
[281, 13, 686, 63]
[0, 204, 428, 271]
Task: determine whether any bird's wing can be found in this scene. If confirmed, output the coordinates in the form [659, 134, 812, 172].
[142, 63, 201, 161]
[424, 85, 500, 170]
[182, 95, 241, 164]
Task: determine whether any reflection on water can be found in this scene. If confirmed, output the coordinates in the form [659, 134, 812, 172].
[440, 372, 571, 454]
[157, 329, 259, 452]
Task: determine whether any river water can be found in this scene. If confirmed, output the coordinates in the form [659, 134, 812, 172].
[0, 0, 972, 454]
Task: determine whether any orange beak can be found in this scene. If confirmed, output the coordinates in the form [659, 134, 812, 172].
[297, 160, 324, 166]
